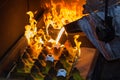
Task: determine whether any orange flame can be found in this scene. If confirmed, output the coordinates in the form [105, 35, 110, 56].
[43, 0, 86, 36]
[25, 11, 37, 44]
[24, 0, 85, 57]
[74, 35, 81, 57]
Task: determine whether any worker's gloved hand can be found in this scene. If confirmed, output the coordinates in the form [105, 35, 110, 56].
[96, 16, 115, 42]
[96, 27, 115, 42]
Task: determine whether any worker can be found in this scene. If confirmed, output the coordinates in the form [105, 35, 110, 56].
[64, 2, 120, 60]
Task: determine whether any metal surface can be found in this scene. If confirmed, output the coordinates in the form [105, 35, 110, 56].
[0, 36, 28, 78]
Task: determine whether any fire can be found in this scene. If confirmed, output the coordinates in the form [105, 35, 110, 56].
[44, 0, 86, 30]
[74, 35, 81, 57]
[25, 11, 37, 44]
[56, 27, 65, 44]
[24, 0, 85, 58]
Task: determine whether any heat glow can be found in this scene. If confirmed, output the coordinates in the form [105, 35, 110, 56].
[25, 0, 85, 57]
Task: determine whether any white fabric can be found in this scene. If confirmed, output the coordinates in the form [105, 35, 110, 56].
[57, 69, 67, 77]
[45, 54, 54, 62]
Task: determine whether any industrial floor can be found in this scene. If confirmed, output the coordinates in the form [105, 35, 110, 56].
[76, 47, 120, 80]
[69, 32, 120, 80]
[91, 53, 120, 80]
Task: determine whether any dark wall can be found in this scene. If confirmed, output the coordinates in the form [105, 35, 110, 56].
[0, 0, 27, 59]
[28, 0, 41, 12]
[0, 0, 41, 60]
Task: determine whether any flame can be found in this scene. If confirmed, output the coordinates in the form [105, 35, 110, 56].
[44, 0, 86, 35]
[74, 35, 81, 57]
[24, 0, 85, 58]
[25, 11, 37, 44]
[56, 27, 65, 44]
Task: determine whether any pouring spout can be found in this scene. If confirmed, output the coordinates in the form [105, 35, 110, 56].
[64, 19, 82, 34]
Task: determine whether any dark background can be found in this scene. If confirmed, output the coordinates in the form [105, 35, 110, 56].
[0, 0, 41, 60]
